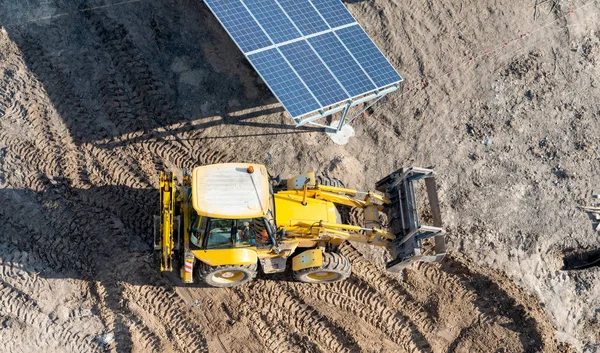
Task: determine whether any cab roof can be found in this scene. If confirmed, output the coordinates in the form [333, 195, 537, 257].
[191, 163, 270, 219]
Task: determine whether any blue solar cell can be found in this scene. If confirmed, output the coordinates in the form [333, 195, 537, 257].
[309, 0, 355, 28]
[244, 0, 301, 44]
[248, 48, 321, 118]
[277, 0, 329, 35]
[336, 25, 402, 88]
[204, 0, 272, 53]
[308, 31, 376, 97]
[206, 0, 402, 119]
[280, 40, 348, 107]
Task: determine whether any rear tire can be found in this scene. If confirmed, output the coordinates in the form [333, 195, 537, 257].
[199, 263, 257, 288]
[293, 253, 351, 284]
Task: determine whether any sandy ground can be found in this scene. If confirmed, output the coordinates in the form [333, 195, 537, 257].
[0, 0, 599, 352]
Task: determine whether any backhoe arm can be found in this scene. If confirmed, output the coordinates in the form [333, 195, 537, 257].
[158, 172, 176, 272]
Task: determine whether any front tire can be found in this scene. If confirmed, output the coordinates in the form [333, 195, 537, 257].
[293, 253, 351, 284]
[199, 263, 257, 288]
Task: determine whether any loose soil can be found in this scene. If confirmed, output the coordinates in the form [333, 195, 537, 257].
[0, 0, 599, 352]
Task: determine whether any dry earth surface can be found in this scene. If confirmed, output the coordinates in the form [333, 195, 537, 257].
[0, 0, 599, 352]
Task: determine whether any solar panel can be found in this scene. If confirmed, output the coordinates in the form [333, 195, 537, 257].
[279, 40, 348, 106]
[335, 25, 402, 88]
[309, 0, 356, 28]
[248, 48, 320, 118]
[277, 0, 329, 36]
[206, 0, 271, 53]
[204, 0, 403, 123]
[308, 32, 376, 97]
[244, 0, 300, 44]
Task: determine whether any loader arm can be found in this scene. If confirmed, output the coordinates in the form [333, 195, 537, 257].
[279, 167, 446, 271]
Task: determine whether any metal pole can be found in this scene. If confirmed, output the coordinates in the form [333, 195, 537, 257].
[336, 103, 352, 131]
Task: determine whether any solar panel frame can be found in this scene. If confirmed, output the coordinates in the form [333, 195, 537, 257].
[203, 0, 403, 124]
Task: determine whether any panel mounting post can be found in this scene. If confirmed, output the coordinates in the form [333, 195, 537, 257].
[336, 102, 352, 131]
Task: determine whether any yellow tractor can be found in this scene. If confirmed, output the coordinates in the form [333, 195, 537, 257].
[155, 163, 445, 287]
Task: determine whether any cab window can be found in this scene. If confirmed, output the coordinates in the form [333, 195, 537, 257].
[204, 218, 264, 249]
[206, 219, 234, 248]
[190, 216, 207, 247]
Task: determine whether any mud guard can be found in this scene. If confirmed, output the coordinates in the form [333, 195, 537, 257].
[192, 248, 258, 267]
[292, 249, 323, 271]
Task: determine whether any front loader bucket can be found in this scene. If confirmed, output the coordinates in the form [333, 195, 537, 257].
[376, 167, 446, 272]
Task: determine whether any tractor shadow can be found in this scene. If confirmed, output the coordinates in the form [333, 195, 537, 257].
[1, 0, 320, 145]
[0, 182, 208, 351]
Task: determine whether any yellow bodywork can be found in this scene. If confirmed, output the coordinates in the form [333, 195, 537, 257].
[292, 249, 323, 271]
[191, 248, 258, 267]
[274, 191, 340, 233]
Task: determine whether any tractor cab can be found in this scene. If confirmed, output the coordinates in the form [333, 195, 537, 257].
[190, 163, 277, 247]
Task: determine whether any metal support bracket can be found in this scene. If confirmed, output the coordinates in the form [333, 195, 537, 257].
[295, 83, 400, 132]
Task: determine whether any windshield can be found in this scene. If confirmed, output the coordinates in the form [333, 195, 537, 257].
[205, 218, 267, 249]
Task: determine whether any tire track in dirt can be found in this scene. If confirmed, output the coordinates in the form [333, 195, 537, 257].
[123, 282, 209, 353]
[0, 244, 42, 296]
[0, 280, 101, 353]
[126, 310, 165, 353]
[88, 281, 134, 353]
[234, 299, 306, 353]
[3, 32, 91, 186]
[85, 13, 203, 169]
[14, 34, 158, 189]
[84, 12, 232, 171]
[289, 277, 431, 353]
[80, 143, 153, 192]
[240, 280, 360, 353]
[341, 241, 565, 352]
[340, 242, 494, 348]
[341, 243, 447, 330]
[77, 187, 154, 235]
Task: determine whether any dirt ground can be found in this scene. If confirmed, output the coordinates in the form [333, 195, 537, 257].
[0, 0, 599, 352]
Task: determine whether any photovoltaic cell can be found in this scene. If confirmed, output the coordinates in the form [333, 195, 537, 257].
[205, 0, 271, 53]
[244, 0, 300, 44]
[279, 40, 348, 107]
[204, 0, 402, 120]
[335, 25, 402, 88]
[248, 49, 320, 118]
[308, 32, 376, 97]
[308, 0, 356, 28]
[277, 0, 329, 36]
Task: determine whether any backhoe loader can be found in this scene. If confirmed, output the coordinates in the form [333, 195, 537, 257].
[155, 163, 445, 287]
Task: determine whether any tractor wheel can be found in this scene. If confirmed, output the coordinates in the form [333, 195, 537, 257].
[293, 253, 351, 284]
[199, 263, 257, 288]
